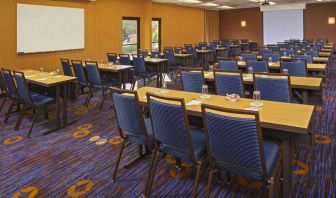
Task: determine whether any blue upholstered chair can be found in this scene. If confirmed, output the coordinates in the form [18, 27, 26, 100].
[0, 70, 7, 113]
[214, 69, 244, 97]
[71, 60, 90, 103]
[119, 54, 132, 65]
[85, 61, 117, 110]
[110, 88, 153, 182]
[206, 45, 217, 62]
[305, 49, 319, 57]
[241, 53, 257, 61]
[60, 58, 73, 76]
[163, 47, 174, 53]
[13, 71, 55, 138]
[133, 55, 157, 86]
[150, 51, 160, 59]
[254, 73, 291, 102]
[202, 105, 281, 198]
[292, 54, 313, 63]
[280, 49, 293, 57]
[107, 53, 118, 64]
[180, 68, 204, 93]
[164, 51, 180, 72]
[281, 61, 307, 76]
[145, 93, 207, 197]
[218, 60, 238, 71]
[258, 48, 272, 56]
[187, 47, 203, 67]
[262, 54, 280, 63]
[174, 47, 183, 54]
[247, 60, 269, 73]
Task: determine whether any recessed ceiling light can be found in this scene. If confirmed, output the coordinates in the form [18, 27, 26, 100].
[178, 0, 201, 3]
[201, 2, 219, 7]
[219, 5, 233, 9]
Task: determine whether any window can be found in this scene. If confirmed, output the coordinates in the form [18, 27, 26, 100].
[122, 17, 140, 54]
[152, 18, 161, 52]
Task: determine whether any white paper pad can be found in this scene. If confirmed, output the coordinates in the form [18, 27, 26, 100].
[186, 100, 202, 106]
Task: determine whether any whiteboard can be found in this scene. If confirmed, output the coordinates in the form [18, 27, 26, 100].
[263, 9, 304, 45]
[17, 4, 85, 54]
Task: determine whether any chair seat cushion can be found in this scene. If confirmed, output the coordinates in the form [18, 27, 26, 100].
[161, 127, 206, 162]
[123, 118, 153, 146]
[32, 94, 55, 107]
[263, 141, 279, 177]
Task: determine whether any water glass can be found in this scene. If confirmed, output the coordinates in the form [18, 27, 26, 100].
[40, 67, 44, 73]
[283, 52, 287, 57]
[209, 65, 214, 72]
[155, 54, 159, 60]
[56, 69, 60, 75]
[282, 69, 289, 75]
[248, 67, 253, 76]
[160, 81, 169, 93]
[253, 91, 260, 102]
[268, 57, 273, 63]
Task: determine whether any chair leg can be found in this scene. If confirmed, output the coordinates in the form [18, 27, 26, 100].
[4, 100, 15, 124]
[27, 109, 39, 139]
[100, 89, 105, 110]
[15, 105, 27, 131]
[85, 88, 93, 107]
[192, 164, 202, 198]
[145, 150, 160, 198]
[0, 97, 7, 113]
[267, 179, 274, 198]
[206, 169, 217, 198]
[43, 106, 49, 120]
[112, 140, 126, 182]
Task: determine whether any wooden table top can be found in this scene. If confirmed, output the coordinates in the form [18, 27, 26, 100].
[196, 50, 212, 54]
[21, 69, 77, 87]
[254, 55, 329, 63]
[84, 63, 133, 72]
[236, 61, 326, 71]
[174, 54, 192, 58]
[144, 58, 168, 63]
[321, 48, 332, 52]
[319, 52, 331, 57]
[216, 47, 227, 51]
[136, 87, 314, 134]
[203, 71, 322, 90]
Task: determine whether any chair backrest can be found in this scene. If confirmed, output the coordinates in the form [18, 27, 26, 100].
[214, 69, 244, 97]
[119, 54, 131, 65]
[180, 68, 204, 93]
[305, 49, 319, 57]
[0, 70, 5, 92]
[163, 47, 174, 53]
[202, 105, 267, 181]
[85, 61, 102, 85]
[241, 53, 257, 61]
[292, 54, 312, 63]
[150, 51, 160, 58]
[262, 54, 280, 62]
[280, 61, 307, 77]
[1, 69, 18, 99]
[246, 60, 268, 73]
[133, 55, 146, 74]
[186, 47, 197, 58]
[164, 51, 175, 66]
[174, 47, 183, 54]
[258, 48, 272, 56]
[279, 49, 293, 57]
[218, 60, 238, 71]
[71, 60, 87, 83]
[107, 53, 117, 64]
[254, 73, 291, 103]
[147, 93, 196, 162]
[13, 71, 33, 105]
[111, 88, 150, 145]
[60, 58, 73, 76]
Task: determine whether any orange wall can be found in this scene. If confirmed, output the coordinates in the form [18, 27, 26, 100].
[205, 10, 219, 42]
[152, 3, 205, 48]
[0, 0, 206, 71]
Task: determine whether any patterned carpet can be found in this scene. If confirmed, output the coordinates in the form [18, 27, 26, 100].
[1, 54, 336, 197]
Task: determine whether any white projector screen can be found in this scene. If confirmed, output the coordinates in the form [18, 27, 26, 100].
[17, 4, 85, 54]
[263, 9, 303, 45]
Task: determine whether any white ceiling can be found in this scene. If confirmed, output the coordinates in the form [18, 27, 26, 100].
[153, 0, 335, 10]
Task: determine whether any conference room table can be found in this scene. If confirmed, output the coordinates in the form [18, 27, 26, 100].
[203, 71, 322, 104]
[174, 54, 193, 67]
[136, 86, 315, 197]
[21, 69, 77, 132]
[253, 55, 329, 64]
[215, 47, 228, 58]
[319, 52, 331, 57]
[236, 60, 326, 76]
[196, 49, 212, 69]
[144, 57, 168, 87]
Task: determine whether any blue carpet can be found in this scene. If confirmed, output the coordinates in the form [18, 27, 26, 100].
[1, 55, 336, 197]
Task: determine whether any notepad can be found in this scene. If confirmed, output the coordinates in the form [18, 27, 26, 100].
[186, 100, 202, 106]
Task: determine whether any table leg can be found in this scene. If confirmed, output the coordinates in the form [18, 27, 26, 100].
[302, 90, 308, 104]
[55, 85, 61, 128]
[282, 133, 293, 197]
[62, 84, 68, 126]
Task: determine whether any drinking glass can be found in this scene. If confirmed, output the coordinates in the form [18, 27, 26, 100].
[209, 65, 214, 72]
[160, 81, 169, 93]
[56, 69, 60, 75]
[268, 57, 273, 63]
[251, 91, 263, 108]
[40, 67, 44, 73]
[155, 54, 159, 60]
[200, 85, 210, 99]
[283, 52, 287, 57]
[248, 67, 253, 77]
[282, 69, 289, 75]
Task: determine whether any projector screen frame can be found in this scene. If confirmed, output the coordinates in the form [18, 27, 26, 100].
[16, 3, 85, 54]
